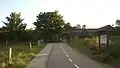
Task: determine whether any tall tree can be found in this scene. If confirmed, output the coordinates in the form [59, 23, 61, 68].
[2, 12, 27, 41]
[33, 10, 65, 42]
[116, 19, 120, 27]
[82, 24, 86, 29]
[76, 24, 81, 29]
[63, 22, 72, 30]
[2, 12, 26, 31]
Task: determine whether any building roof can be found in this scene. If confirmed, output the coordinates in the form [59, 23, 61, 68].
[64, 25, 114, 36]
[97, 25, 114, 32]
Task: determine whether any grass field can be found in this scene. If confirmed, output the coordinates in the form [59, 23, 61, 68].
[0, 42, 45, 68]
[68, 37, 120, 68]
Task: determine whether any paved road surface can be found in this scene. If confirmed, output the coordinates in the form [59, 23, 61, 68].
[47, 43, 112, 68]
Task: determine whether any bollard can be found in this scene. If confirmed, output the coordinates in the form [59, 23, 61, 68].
[9, 48, 12, 64]
[29, 41, 32, 50]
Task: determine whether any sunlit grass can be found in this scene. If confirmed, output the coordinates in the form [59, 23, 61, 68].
[68, 37, 120, 68]
[0, 42, 45, 68]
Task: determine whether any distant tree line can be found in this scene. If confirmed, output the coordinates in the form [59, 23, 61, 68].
[0, 10, 119, 42]
[0, 11, 83, 42]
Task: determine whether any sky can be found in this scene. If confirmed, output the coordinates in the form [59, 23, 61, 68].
[0, 0, 120, 29]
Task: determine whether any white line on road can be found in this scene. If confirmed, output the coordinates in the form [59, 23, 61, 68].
[60, 45, 65, 52]
[60, 45, 63, 49]
[65, 51, 67, 54]
[37, 53, 48, 56]
[68, 58, 72, 62]
[61, 45, 67, 54]
[74, 64, 80, 68]
[66, 54, 69, 57]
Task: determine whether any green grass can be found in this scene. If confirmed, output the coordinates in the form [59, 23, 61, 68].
[0, 42, 45, 68]
[68, 38, 93, 55]
[68, 37, 120, 68]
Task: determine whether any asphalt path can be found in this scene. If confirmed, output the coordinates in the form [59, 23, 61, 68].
[47, 43, 112, 68]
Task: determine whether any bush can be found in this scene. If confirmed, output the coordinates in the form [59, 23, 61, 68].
[108, 43, 120, 59]
[94, 52, 111, 62]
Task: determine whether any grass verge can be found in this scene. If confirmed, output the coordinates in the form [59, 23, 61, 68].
[0, 42, 45, 68]
[68, 37, 120, 68]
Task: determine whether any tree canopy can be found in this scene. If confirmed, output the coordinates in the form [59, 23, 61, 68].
[2, 12, 27, 31]
[82, 24, 86, 29]
[33, 10, 65, 42]
[116, 19, 120, 27]
[76, 24, 81, 29]
[63, 22, 72, 30]
[2, 12, 27, 41]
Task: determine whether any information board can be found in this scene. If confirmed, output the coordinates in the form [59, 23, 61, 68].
[100, 35, 107, 44]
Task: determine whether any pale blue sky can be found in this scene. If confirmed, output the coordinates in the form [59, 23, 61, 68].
[1, 0, 120, 28]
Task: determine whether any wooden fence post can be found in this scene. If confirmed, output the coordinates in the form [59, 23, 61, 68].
[9, 48, 12, 64]
[29, 41, 32, 50]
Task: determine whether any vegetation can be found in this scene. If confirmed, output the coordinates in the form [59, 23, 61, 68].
[0, 42, 45, 68]
[33, 10, 65, 42]
[1, 10, 120, 68]
[63, 22, 72, 30]
[68, 36, 120, 68]
[0, 11, 64, 68]
[2, 12, 27, 41]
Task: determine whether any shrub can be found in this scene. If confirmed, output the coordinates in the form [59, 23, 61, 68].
[108, 43, 120, 59]
[94, 52, 111, 62]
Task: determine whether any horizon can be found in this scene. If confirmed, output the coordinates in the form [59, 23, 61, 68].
[0, 0, 120, 29]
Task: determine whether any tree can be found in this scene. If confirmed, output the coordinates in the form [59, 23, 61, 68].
[76, 24, 81, 29]
[82, 24, 86, 29]
[81, 24, 87, 39]
[2, 12, 27, 41]
[33, 10, 65, 42]
[63, 22, 72, 30]
[116, 19, 120, 27]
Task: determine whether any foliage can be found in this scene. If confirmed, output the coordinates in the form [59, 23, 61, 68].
[69, 36, 120, 68]
[2, 12, 26, 31]
[116, 19, 120, 27]
[82, 24, 86, 29]
[0, 42, 45, 68]
[2, 12, 27, 41]
[76, 24, 81, 29]
[33, 10, 65, 42]
[112, 27, 120, 36]
[63, 22, 72, 30]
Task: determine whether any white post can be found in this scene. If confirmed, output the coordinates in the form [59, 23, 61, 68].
[9, 48, 12, 64]
[29, 41, 32, 49]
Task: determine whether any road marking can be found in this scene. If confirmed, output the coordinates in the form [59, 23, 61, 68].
[37, 53, 48, 56]
[64, 52, 67, 55]
[68, 58, 72, 62]
[60, 45, 63, 49]
[61, 45, 67, 54]
[61, 45, 65, 52]
[66, 54, 69, 57]
[74, 64, 80, 68]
